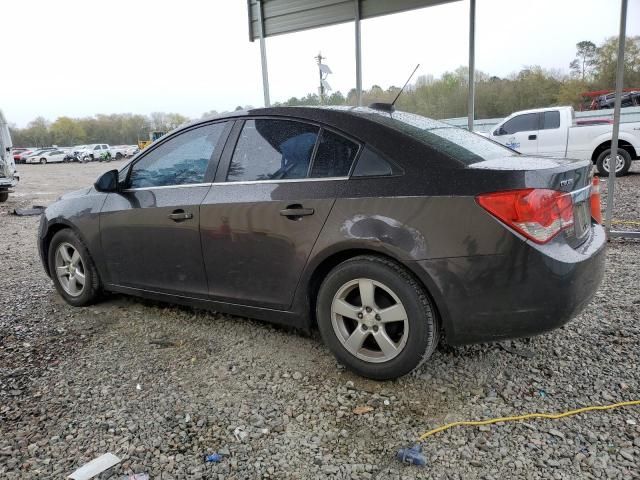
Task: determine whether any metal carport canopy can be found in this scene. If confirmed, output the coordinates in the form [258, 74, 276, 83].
[246, 0, 468, 123]
[247, 0, 459, 40]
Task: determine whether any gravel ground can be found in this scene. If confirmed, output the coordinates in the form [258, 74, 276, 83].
[0, 161, 639, 480]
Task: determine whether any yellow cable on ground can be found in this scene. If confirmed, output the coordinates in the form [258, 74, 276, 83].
[612, 219, 640, 226]
[418, 400, 640, 442]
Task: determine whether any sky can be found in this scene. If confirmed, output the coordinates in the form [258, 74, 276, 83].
[3, 0, 639, 127]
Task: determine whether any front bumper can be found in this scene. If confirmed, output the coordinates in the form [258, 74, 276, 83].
[414, 224, 607, 345]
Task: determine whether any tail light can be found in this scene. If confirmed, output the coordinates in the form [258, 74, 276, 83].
[590, 177, 602, 224]
[477, 189, 574, 244]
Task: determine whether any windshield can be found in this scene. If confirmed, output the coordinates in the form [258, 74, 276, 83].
[353, 108, 517, 165]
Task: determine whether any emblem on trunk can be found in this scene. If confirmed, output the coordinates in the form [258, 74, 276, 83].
[560, 179, 574, 187]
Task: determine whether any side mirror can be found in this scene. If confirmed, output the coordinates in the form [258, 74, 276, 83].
[494, 128, 503, 136]
[94, 169, 120, 193]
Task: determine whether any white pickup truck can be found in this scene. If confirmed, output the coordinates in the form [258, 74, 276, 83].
[0, 109, 19, 203]
[486, 106, 640, 176]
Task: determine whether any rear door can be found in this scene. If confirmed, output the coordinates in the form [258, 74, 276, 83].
[200, 118, 360, 309]
[100, 121, 231, 296]
[536, 110, 567, 157]
[494, 113, 539, 154]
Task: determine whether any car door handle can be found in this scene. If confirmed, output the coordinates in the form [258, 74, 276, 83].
[528, 134, 537, 140]
[279, 205, 315, 218]
[168, 210, 193, 221]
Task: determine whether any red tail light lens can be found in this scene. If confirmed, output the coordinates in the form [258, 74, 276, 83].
[477, 189, 574, 244]
[590, 177, 602, 224]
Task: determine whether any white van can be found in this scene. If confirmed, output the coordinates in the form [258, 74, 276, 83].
[0, 109, 19, 202]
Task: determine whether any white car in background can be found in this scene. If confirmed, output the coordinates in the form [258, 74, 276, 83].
[25, 149, 68, 164]
[0, 109, 18, 203]
[78, 144, 111, 162]
[486, 106, 640, 176]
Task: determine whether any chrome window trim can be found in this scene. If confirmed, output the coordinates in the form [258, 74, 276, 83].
[213, 176, 349, 186]
[122, 182, 212, 192]
[121, 176, 349, 192]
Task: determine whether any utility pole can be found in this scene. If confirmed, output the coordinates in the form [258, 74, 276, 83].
[315, 52, 326, 103]
[315, 52, 332, 104]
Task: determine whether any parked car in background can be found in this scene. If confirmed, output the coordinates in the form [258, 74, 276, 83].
[23, 148, 57, 164]
[78, 144, 111, 162]
[64, 145, 87, 162]
[15, 147, 55, 164]
[125, 145, 139, 157]
[109, 145, 130, 160]
[25, 149, 68, 164]
[0, 110, 18, 203]
[38, 106, 606, 379]
[486, 106, 640, 176]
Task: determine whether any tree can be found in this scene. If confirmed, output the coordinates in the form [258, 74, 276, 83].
[593, 36, 640, 89]
[50, 117, 86, 145]
[570, 41, 597, 81]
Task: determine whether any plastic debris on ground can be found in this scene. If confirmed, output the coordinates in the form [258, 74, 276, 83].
[119, 474, 150, 480]
[396, 444, 427, 466]
[205, 453, 223, 463]
[68, 452, 121, 480]
[13, 206, 45, 216]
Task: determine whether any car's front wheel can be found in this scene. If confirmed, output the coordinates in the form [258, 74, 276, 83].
[317, 255, 439, 380]
[48, 229, 101, 306]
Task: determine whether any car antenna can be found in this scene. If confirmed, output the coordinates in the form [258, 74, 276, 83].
[369, 64, 420, 113]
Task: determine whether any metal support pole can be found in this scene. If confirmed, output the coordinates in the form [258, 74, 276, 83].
[257, 0, 270, 107]
[605, 0, 627, 235]
[467, 0, 476, 131]
[354, 0, 362, 106]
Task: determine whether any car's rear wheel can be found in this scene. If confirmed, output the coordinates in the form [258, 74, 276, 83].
[596, 148, 631, 177]
[317, 255, 438, 380]
[115, 152, 123, 160]
[48, 229, 101, 306]
[0, 192, 8, 203]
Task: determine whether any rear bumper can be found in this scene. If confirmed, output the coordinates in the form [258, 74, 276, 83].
[413, 224, 607, 345]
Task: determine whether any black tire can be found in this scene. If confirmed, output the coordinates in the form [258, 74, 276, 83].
[596, 148, 632, 177]
[316, 255, 439, 380]
[0, 191, 8, 203]
[115, 152, 123, 160]
[40, 158, 47, 165]
[47, 229, 101, 306]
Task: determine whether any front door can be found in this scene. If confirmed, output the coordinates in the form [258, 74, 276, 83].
[100, 122, 229, 297]
[200, 118, 360, 310]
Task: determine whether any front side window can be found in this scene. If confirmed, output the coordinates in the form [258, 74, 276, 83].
[541, 111, 560, 130]
[129, 123, 226, 188]
[227, 119, 319, 182]
[309, 130, 359, 177]
[501, 113, 539, 134]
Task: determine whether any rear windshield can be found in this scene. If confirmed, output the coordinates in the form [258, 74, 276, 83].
[355, 109, 517, 165]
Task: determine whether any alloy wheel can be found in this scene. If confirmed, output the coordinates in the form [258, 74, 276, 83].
[331, 278, 409, 363]
[54, 242, 86, 297]
[602, 153, 625, 173]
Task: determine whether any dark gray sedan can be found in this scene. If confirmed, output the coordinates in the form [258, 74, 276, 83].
[38, 106, 605, 379]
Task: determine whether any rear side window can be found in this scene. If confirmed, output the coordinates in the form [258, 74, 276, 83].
[309, 130, 359, 178]
[541, 111, 560, 130]
[129, 123, 226, 188]
[352, 147, 397, 177]
[501, 113, 539, 134]
[227, 120, 319, 182]
[355, 110, 517, 166]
